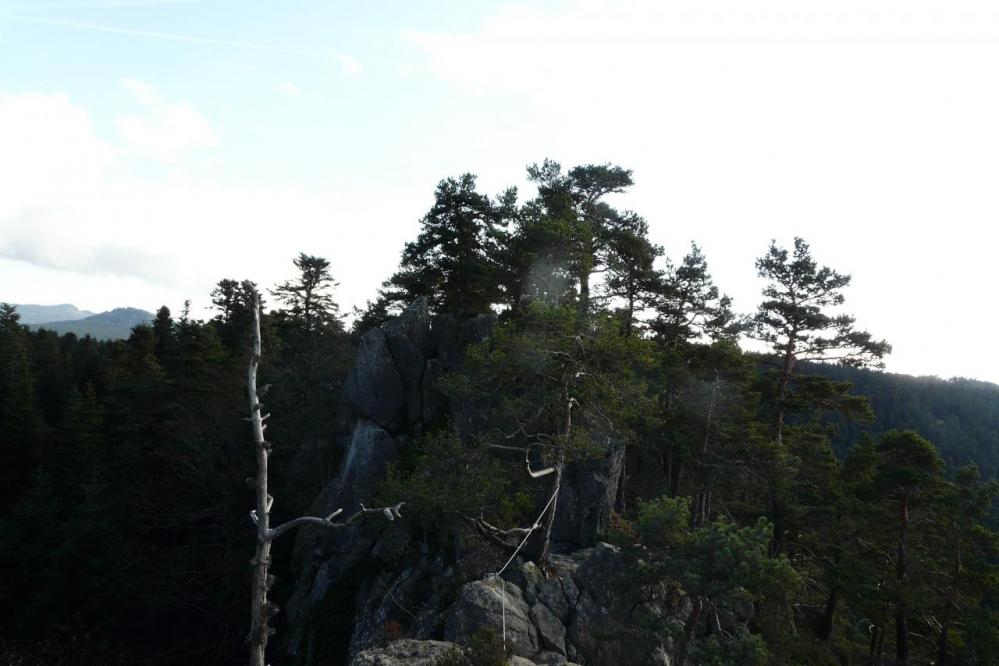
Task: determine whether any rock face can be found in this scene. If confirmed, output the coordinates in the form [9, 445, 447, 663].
[286, 303, 497, 663]
[286, 303, 666, 665]
[344, 328, 408, 433]
[552, 435, 626, 545]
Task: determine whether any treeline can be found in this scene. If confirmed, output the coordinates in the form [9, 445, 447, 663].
[0, 159, 996, 665]
[0, 260, 355, 664]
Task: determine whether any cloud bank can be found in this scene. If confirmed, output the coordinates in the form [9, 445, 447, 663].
[0, 88, 418, 314]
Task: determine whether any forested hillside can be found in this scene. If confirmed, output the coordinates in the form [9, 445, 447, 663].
[800, 363, 999, 477]
[1, 162, 997, 666]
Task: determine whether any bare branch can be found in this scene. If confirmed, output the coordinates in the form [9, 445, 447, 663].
[268, 502, 403, 541]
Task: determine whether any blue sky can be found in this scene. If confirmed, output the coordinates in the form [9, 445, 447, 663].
[0, 0, 543, 186]
[2, 0, 999, 383]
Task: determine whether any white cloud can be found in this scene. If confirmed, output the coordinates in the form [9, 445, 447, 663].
[0, 91, 112, 219]
[328, 47, 361, 76]
[116, 77, 217, 163]
[0, 90, 422, 315]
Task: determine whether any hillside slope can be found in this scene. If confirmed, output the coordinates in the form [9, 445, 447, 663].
[31, 307, 154, 340]
[800, 362, 999, 479]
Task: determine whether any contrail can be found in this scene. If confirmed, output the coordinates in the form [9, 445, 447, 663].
[0, 13, 328, 57]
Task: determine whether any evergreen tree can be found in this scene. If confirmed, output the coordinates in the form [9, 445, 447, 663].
[272, 252, 342, 334]
[210, 279, 260, 351]
[600, 214, 663, 336]
[933, 464, 999, 664]
[652, 243, 740, 347]
[269, 254, 353, 503]
[751, 238, 889, 556]
[152, 305, 176, 367]
[385, 174, 512, 318]
[517, 160, 637, 319]
[870, 430, 945, 664]
[752, 237, 890, 443]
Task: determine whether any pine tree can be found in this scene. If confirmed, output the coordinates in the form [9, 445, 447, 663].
[652, 243, 739, 347]
[871, 430, 945, 664]
[385, 174, 512, 318]
[152, 305, 176, 367]
[751, 238, 889, 556]
[272, 252, 342, 334]
[600, 214, 663, 336]
[518, 160, 637, 319]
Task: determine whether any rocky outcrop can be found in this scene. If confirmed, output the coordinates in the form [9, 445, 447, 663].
[552, 434, 626, 545]
[286, 303, 661, 665]
[483, 544, 679, 666]
[337, 544, 679, 666]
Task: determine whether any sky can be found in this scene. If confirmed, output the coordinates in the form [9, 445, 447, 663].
[1, 0, 998, 383]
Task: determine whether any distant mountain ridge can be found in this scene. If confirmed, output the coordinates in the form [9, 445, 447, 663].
[10, 303, 95, 325]
[25, 306, 154, 340]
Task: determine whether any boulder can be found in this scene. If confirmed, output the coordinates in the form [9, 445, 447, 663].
[504, 560, 543, 603]
[350, 639, 458, 666]
[444, 579, 540, 658]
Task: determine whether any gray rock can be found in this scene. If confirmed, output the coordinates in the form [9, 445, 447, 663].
[536, 577, 571, 623]
[383, 299, 430, 355]
[344, 329, 407, 432]
[505, 560, 543, 602]
[566, 543, 676, 666]
[462, 313, 497, 348]
[530, 602, 567, 655]
[560, 576, 581, 613]
[350, 639, 459, 666]
[428, 315, 460, 368]
[384, 328, 425, 428]
[332, 420, 400, 515]
[507, 657, 538, 666]
[535, 651, 580, 665]
[420, 359, 447, 425]
[444, 579, 540, 658]
[384, 326, 424, 392]
[552, 435, 625, 545]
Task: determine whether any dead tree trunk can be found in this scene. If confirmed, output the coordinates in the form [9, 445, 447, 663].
[243, 284, 402, 666]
